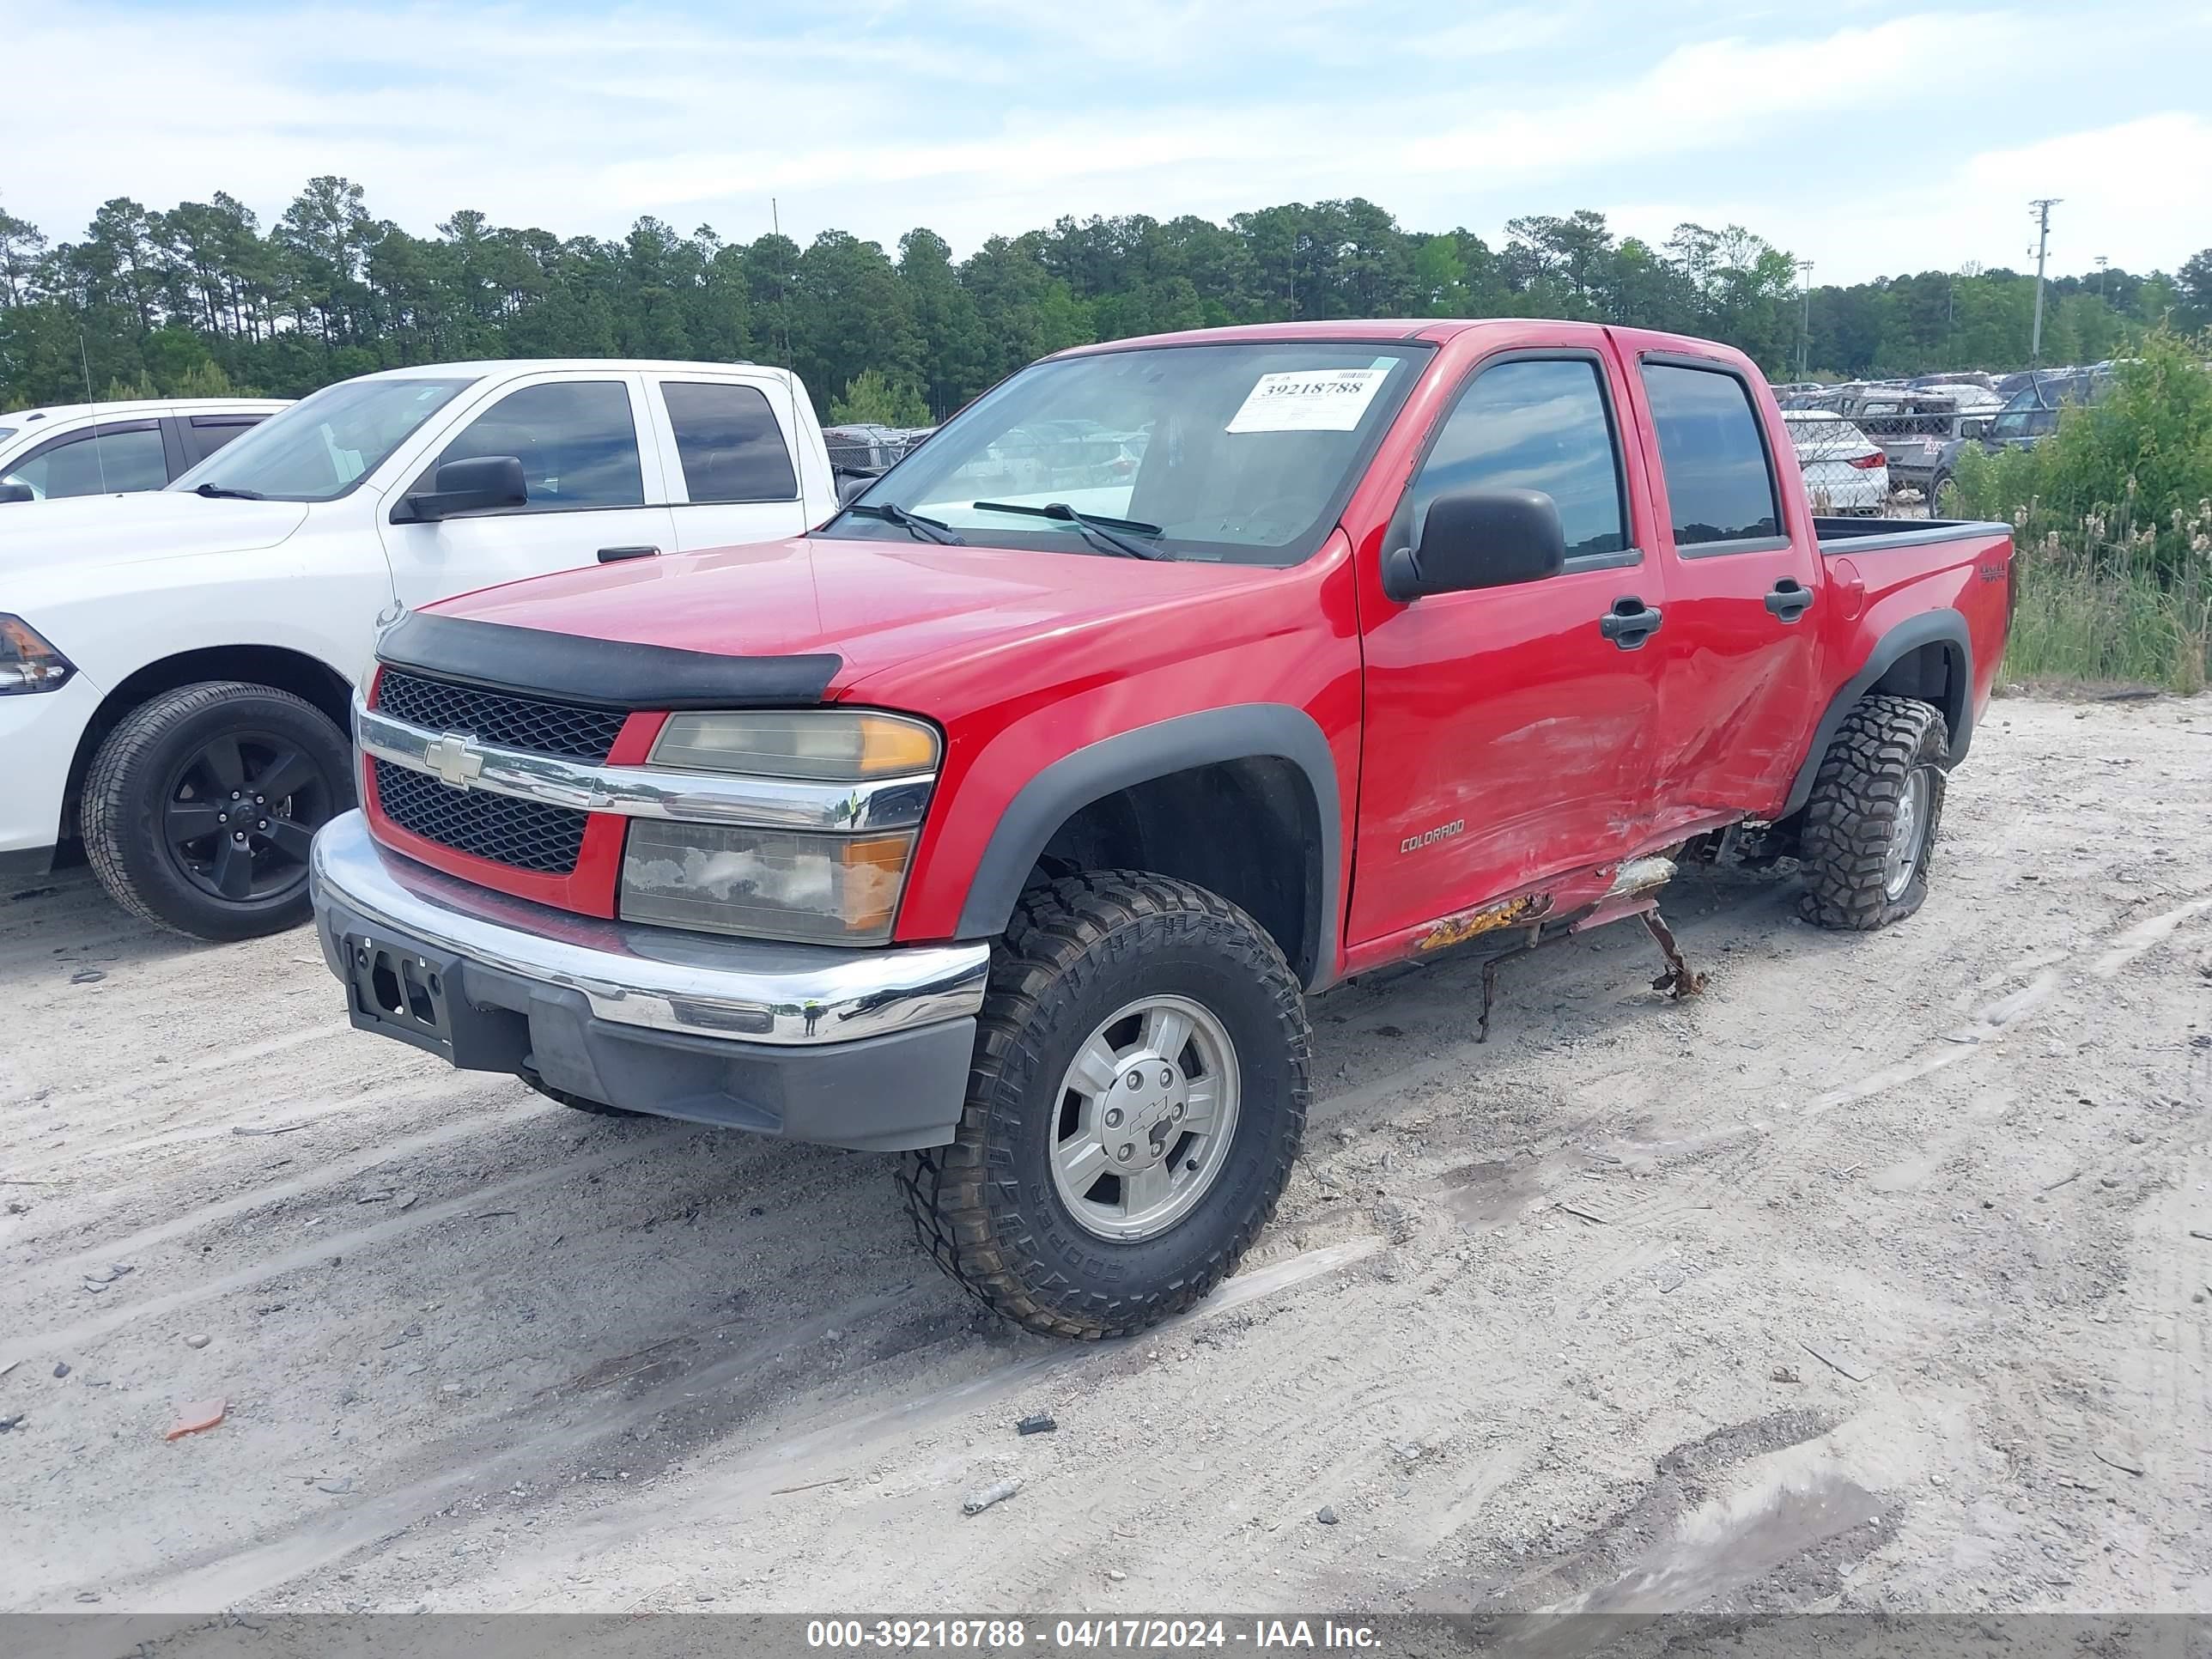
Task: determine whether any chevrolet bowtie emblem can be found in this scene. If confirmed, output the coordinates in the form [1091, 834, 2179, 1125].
[422, 733, 486, 790]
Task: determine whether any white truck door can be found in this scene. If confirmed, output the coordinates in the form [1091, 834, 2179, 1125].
[639, 372, 817, 552]
[378, 372, 675, 609]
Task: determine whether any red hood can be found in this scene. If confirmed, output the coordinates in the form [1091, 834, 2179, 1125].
[429, 534, 1286, 697]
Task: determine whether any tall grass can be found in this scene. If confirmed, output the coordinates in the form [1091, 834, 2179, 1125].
[1942, 328, 2212, 692]
[1996, 496, 2212, 691]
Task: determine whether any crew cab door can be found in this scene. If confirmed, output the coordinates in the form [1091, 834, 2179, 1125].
[637, 372, 821, 550]
[379, 373, 676, 607]
[1614, 344, 1825, 823]
[1347, 344, 1667, 948]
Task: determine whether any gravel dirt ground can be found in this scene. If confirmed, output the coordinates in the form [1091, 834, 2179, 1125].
[3, 693, 2209, 1626]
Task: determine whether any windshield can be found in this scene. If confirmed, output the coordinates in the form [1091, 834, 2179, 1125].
[825, 341, 1431, 566]
[173, 377, 475, 501]
[1990, 377, 2079, 441]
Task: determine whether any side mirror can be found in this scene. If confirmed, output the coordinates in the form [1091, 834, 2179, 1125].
[1960, 417, 1990, 441]
[835, 470, 878, 505]
[1382, 487, 1566, 602]
[398, 455, 526, 522]
[0, 483, 33, 504]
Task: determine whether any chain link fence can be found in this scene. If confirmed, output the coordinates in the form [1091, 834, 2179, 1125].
[1778, 380, 2008, 516]
[823, 424, 935, 479]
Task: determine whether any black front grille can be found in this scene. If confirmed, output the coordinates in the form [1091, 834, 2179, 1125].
[373, 760, 587, 875]
[374, 671, 627, 762]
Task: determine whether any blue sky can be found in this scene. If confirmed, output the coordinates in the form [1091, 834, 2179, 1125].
[5, 0, 2209, 283]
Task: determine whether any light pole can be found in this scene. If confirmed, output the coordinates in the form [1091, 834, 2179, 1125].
[2094, 254, 2108, 301]
[2028, 198, 2061, 365]
[1796, 258, 1814, 380]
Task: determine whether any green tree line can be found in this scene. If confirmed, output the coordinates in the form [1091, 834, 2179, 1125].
[2, 179, 2204, 419]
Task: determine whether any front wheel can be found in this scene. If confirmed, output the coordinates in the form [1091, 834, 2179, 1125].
[82, 681, 353, 941]
[900, 872, 1310, 1339]
[1798, 694, 1948, 931]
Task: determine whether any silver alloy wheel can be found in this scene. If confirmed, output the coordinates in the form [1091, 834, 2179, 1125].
[1048, 994, 1241, 1243]
[1883, 766, 1934, 900]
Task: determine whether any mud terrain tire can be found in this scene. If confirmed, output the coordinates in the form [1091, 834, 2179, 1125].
[900, 871, 1310, 1340]
[1799, 693, 1948, 931]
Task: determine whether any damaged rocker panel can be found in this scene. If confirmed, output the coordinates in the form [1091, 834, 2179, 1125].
[1416, 890, 1554, 954]
[1401, 850, 1710, 1042]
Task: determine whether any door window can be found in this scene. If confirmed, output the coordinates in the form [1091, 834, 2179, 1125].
[1406, 357, 1627, 560]
[1639, 363, 1784, 549]
[428, 381, 643, 511]
[662, 381, 798, 502]
[2, 423, 167, 499]
[182, 415, 266, 467]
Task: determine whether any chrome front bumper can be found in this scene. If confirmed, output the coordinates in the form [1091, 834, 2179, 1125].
[307, 810, 988, 1047]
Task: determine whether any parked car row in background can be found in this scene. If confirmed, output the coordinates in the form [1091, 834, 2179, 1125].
[1772, 362, 2118, 509]
[0, 397, 289, 502]
[1, 358, 840, 939]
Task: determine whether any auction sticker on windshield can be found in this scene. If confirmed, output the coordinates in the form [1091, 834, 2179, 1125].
[1226, 367, 1391, 434]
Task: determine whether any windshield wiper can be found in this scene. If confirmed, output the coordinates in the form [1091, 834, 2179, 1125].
[970, 500, 1168, 560]
[843, 501, 964, 545]
[192, 482, 264, 501]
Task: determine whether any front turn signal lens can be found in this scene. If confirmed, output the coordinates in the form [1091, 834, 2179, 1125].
[651, 710, 939, 781]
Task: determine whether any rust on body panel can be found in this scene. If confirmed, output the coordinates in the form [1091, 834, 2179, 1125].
[1415, 891, 1553, 955]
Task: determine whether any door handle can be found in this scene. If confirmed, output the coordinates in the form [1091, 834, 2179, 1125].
[597, 544, 660, 563]
[1765, 579, 1814, 622]
[1599, 596, 1663, 650]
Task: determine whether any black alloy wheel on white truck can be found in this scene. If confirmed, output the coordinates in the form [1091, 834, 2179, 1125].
[82, 680, 354, 942]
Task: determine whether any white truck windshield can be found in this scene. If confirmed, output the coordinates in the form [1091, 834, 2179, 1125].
[177, 377, 475, 501]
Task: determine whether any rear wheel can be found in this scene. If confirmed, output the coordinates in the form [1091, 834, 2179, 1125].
[1798, 694, 1948, 931]
[82, 681, 352, 941]
[900, 871, 1310, 1340]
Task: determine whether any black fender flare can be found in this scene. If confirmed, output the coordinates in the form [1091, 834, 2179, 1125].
[1781, 608, 1973, 817]
[952, 704, 1342, 989]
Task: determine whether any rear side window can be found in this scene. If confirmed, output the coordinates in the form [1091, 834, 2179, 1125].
[1, 423, 168, 499]
[1640, 363, 1783, 548]
[433, 380, 644, 510]
[662, 382, 798, 502]
[1407, 358, 1627, 559]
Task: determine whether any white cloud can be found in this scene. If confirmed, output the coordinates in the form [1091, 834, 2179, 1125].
[1, 0, 2203, 282]
[1611, 114, 2212, 280]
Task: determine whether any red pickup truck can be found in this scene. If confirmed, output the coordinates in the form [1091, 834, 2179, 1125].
[310, 319, 2014, 1340]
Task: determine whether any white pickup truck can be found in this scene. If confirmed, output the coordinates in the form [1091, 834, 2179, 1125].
[0, 358, 839, 939]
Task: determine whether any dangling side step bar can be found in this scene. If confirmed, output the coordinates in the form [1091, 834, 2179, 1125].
[1474, 855, 1706, 1042]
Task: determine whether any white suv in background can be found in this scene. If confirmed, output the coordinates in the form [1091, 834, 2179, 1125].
[0, 398, 290, 502]
[0, 359, 839, 939]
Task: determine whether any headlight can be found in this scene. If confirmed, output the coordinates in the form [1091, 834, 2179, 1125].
[650, 710, 938, 780]
[624, 708, 940, 943]
[619, 821, 914, 944]
[0, 616, 75, 694]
